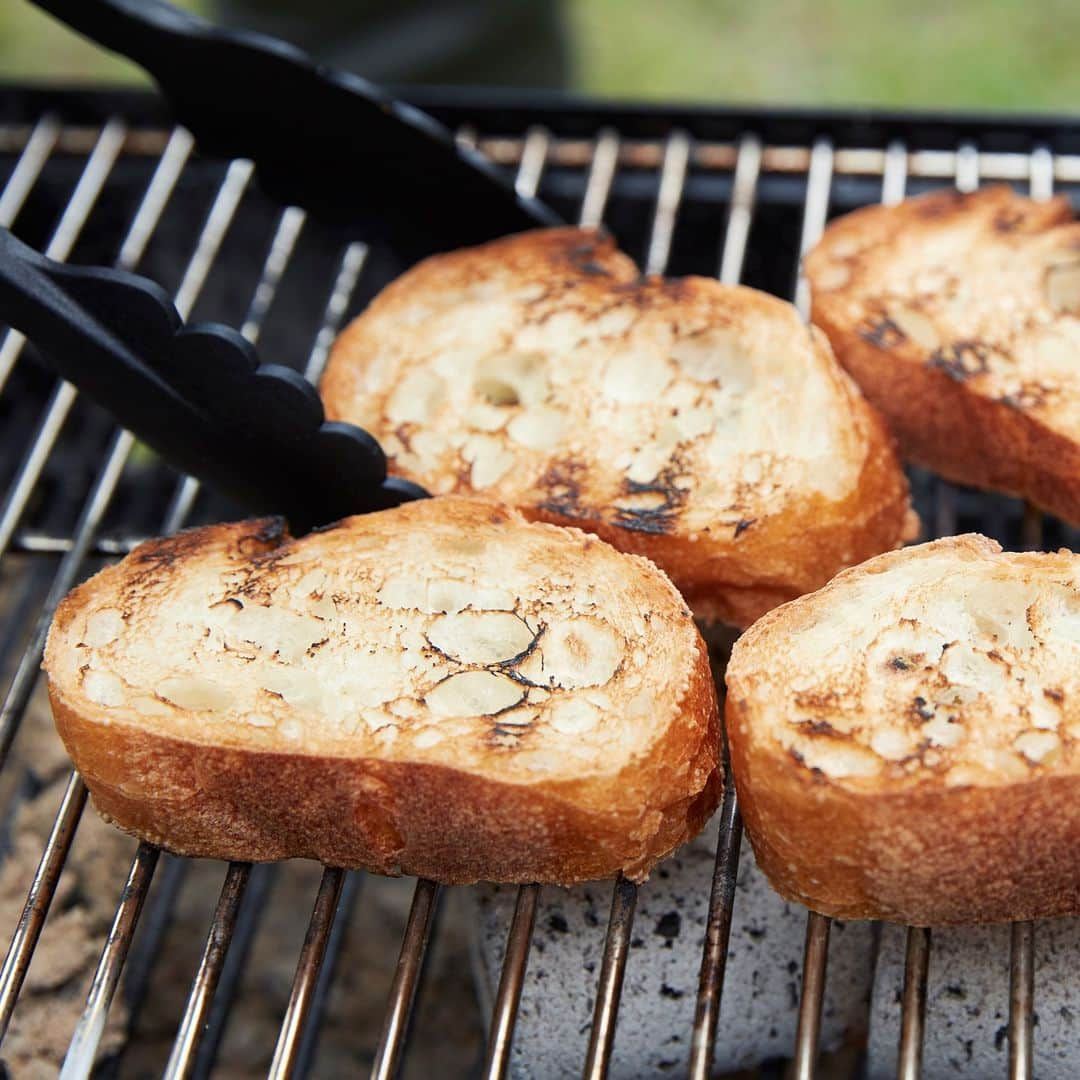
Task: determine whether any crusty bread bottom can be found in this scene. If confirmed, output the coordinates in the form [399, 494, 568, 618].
[52, 680, 720, 885]
[812, 304, 1080, 526]
[45, 501, 722, 885]
[726, 535, 1080, 925]
[728, 711, 1080, 926]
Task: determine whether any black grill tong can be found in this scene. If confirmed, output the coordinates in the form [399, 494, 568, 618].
[0, 0, 563, 530]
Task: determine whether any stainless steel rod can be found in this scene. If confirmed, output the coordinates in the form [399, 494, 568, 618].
[0, 771, 87, 1041]
[686, 132, 761, 1080]
[60, 843, 160, 1079]
[644, 129, 691, 275]
[793, 137, 834, 317]
[163, 863, 252, 1080]
[515, 126, 551, 201]
[0, 114, 60, 227]
[582, 875, 638, 1080]
[268, 867, 347, 1079]
[579, 128, 619, 229]
[688, 788, 743, 1080]
[371, 879, 441, 1080]
[1009, 921, 1035, 1080]
[897, 927, 931, 1080]
[0, 119, 128, 393]
[481, 884, 539, 1080]
[792, 912, 831, 1080]
[717, 133, 762, 286]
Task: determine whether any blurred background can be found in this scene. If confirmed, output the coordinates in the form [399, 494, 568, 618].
[4, 0, 1080, 111]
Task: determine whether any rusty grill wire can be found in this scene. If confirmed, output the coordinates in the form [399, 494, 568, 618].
[0, 100, 1075, 1080]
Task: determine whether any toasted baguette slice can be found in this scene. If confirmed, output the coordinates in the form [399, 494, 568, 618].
[806, 185, 1080, 522]
[321, 227, 914, 628]
[43, 497, 720, 885]
[726, 534, 1080, 926]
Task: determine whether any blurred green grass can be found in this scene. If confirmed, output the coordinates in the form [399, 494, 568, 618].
[4, 0, 1080, 111]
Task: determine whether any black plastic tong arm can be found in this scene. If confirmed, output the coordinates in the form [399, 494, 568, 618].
[0, 227, 425, 532]
[29, 0, 562, 262]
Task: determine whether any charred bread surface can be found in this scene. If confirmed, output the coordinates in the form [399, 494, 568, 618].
[43, 497, 721, 885]
[321, 227, 913, 628]
[726, 534, 1080, 926]
[806, 185, 1080, 522]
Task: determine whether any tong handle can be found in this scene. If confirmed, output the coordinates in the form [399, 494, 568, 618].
[30, 0, 562, 260]
[0, 227, 425, 531]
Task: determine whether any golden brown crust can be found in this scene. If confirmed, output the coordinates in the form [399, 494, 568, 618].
[807, 185, 1080, 523]
[726, 534, 1080, 925]
[727, 711, 1080, 925]
[323, 227, 913, 628]
[44, 499, 721, 885]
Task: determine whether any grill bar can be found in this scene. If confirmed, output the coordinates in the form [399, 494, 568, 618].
[716, 133, 761, 286]
[0, 125, 193, 560]
[481, 883, 539, 1080]
[881, 139, 908, 207]
[1029, 145, 1055, 202]
[268, 867, 347, 1079]
[0, 427, 131, 773]
[162, 200, 307, 534]
[1009, 921, 1035, 1080]
[789, 137, 836, 1080]
[7, 120, 1080, 184]
[471, 134, 1080, 186]
[931, 143, 976, 535]
[688, 783, 743, 1080]
[0, 770, 87, 1042]
[578, 129, 619, 230]
[0, 118, 127, 392]
[687, 131, 760, 1080]
[897, 927, 930, 1080]
[0, 115, 60, 227]
[163, 862, 252, 1080]
[582, 875, 638, 1080]
[191, 864, 278, 1076]
[793, 137, 834, 315]
[514, 126, 551, 201]
[371, 879, 442, 1080]
[644, 129, 691, 275]
[303, 240, 369, 384]
[793, 913, 831, 1080]
[60, 842, 160, 1079]
[291, 868, 364, 1078]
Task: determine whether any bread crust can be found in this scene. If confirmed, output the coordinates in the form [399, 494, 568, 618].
[807, 185, 1080, 522]
[726, 534, 1080, 925]
[44, 499, 721, 885]
[323, 227, 913, 628]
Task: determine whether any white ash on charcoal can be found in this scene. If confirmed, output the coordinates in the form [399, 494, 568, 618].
[470, 817, 874, 1078]
[868, 921, 1080, 1079]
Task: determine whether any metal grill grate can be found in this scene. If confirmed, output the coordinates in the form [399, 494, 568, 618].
[0, 91, 1077, 1079]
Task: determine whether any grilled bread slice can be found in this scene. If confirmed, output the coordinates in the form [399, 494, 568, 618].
[806, 185, 1080, 522]
[726, 534, 1080, 926]
[43, 497, 720, 885]
[321, 227, 914, 628]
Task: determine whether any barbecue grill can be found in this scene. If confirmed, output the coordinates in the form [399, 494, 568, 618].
[0, 81, 1078, 1079]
